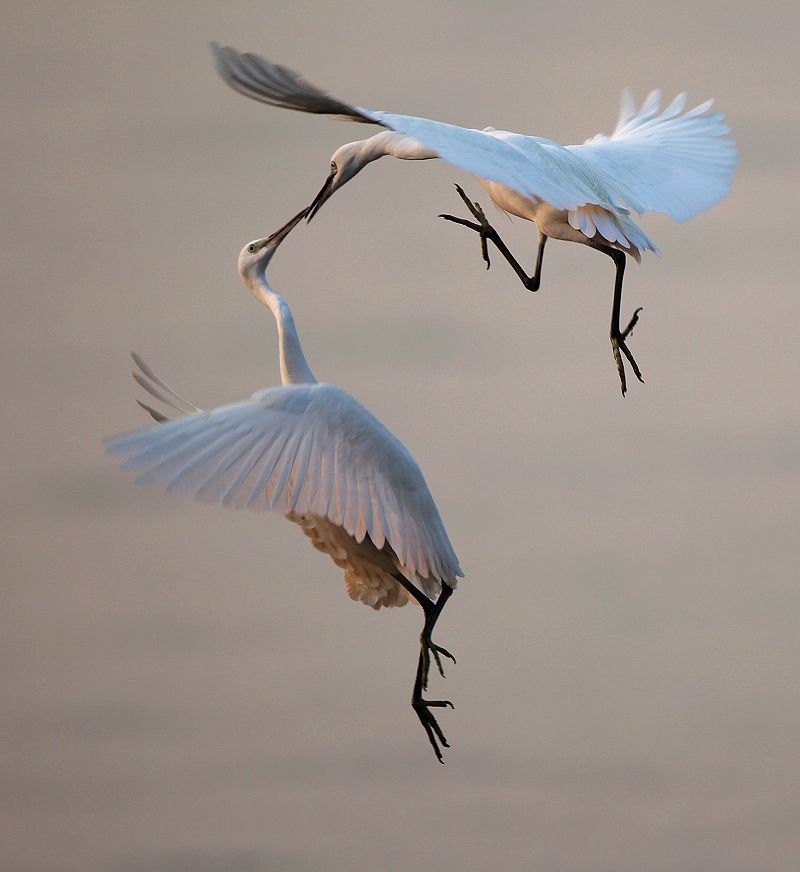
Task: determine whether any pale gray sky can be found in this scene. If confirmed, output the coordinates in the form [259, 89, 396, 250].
[3, 2, 799, 870]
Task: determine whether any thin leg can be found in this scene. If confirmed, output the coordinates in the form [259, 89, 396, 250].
[419, 583, 455, 688]
[411, 643, 454, 764]
[440, 184, 546, 292]
[392, 576, 456, 685]
[391, 575, 456, 763]
[600, 246, 645, 396]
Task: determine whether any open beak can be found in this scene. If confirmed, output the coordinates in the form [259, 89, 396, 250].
[306, 170, 336, 222]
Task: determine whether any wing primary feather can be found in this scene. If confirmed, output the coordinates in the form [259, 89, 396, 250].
[312, 444, 334, 518]
[161, 430, 249, 491]
[354, 472, 371, 544]
[211, 44, 386, 126]
[341, 450, 358, 537]
[245, 430, 291, 511]
[220, 434, 279, 509]
[280, 428, 314, 514]
[115, 422, 206, 468]
[265, 433, 302, 510]
[367, 474, 386, 551]
[192, 431, 264, 502]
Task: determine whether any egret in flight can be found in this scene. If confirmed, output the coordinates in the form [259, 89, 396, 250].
[105, 209, 462, 762]
[212, 44, 736, 395]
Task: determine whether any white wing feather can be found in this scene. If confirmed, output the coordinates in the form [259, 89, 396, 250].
[568, 89, 737, 221]
[213, 46, 734, 224]
[106, 383, 462, 583]
[366, 111, 599, 211]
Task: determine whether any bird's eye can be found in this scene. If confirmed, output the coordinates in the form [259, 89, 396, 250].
[248, 244, 256, 253]
[330, 161, 337, 173]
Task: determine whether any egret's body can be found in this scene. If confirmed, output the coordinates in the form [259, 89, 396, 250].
[106, 210, 461, 760]
[212, 44, 736, 392]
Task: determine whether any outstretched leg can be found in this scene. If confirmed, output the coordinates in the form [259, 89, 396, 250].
[599, 245, 644, 396]
[440, 184, 546, 292]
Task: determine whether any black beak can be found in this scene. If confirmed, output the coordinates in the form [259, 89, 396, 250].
[265, 205, 311, 247]
[306, 171, 336, 223]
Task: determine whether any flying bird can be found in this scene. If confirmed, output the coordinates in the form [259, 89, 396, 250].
[212, 43, 736, 395]
[105, 208, 462, 762]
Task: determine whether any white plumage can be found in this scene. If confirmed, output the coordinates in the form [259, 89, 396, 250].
[109, 380, 460, 607]
[211, 44, 736, 394]
[105, 209, 460, 760]
[212, 44, 735, 254]
[106, 212, 461, 604]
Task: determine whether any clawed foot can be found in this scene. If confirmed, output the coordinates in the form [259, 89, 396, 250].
[611, 307, 644, 396]
[420, 632, 456, 689]
[413, 693, 454, 764]
[440, 183, 496, 269]
[415, 635, 455, 762]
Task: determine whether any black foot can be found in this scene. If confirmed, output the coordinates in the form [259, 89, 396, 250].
[611, 307, 645, 396]
[420, 633, 457, 688]
[413, 695, 454, 764]
[439, 183, 496, 269]
[440, 184, 543, 292]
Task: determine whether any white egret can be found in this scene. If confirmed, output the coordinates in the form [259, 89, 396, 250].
[105, 209, 462, 762]
[212, 44, 736, 395]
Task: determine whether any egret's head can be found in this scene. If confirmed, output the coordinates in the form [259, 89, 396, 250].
[237, 206, 308, 279]
[307, 141, 370, 221]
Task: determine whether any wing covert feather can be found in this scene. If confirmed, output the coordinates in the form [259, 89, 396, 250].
[213, 46, 615, 211]
[106, 383, 462, 582]
[214, 47, 733, 223]
[569, 89, 736, 221]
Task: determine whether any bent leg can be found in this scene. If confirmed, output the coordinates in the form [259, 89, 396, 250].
[440, 184, 546, 292]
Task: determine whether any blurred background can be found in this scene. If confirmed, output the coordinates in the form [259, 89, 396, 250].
[3, 1, 798, 870]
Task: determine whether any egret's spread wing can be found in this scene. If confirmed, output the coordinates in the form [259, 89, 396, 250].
[368, 112, 594, 211]
[212, 43, 386, 126]
[568, 89, 737, 221]
[489, 132, 630, 211]
[106, 382, 461, 584]
[213, 45, 609, 211]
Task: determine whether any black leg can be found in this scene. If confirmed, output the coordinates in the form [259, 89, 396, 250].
[391, 575, 456, 762]
[440, 184, 546, 292]
[410, 643, 454, 764]
[419, 583, 455, 687]
[392, 576, 456, 685]
[600, 245, 644, 396]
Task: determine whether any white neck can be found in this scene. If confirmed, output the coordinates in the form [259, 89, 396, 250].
[361, 130, 439, 162]
[246, 270, 317, 386]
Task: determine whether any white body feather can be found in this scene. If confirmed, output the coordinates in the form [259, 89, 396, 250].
[106, 223, 461, 609]
[212, 46, 736, 254]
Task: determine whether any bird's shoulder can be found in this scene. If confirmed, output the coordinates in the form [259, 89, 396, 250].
[248, 382, 418, 470]
[249, 382, 376, 428]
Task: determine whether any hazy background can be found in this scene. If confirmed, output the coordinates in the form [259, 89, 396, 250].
[3, 1, 798, 870]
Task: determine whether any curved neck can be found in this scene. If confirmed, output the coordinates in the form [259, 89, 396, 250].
[361, 130, 438, 162]
[247, 270, 317, 385]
